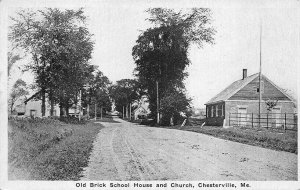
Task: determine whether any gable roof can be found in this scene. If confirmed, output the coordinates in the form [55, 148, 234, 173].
[205, 73, 295, 105]
[133, 103, 150, 114]
[205, 73, 259, 105]
[205, 73, 297, 106]
[263, 75, 297, 105]
[24, 90, 42, 104]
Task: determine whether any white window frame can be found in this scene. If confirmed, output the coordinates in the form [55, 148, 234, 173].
[221, 104, 224, 116]
[211, 106, 214, 117]
[216, 105, 219, 117]
[206, 107, 208, 118]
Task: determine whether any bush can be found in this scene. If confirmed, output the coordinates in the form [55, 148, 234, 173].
[59, 116, 88, 124]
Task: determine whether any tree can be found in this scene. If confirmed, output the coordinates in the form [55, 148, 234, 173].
[82, 70, 112, 118]
[265, 99, 278, 111]
[159, 89, 191, 125]
[9, 8, 94, 117]
[110, 79, 140, 117]
[132, 8, 215, 125]
[8, 79, 29, 114]
[7, 52, 21, 77]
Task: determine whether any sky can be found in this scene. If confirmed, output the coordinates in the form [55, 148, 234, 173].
[3, 0, 299, 108]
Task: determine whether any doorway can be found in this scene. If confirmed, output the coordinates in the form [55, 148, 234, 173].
[237, 107, 247, 126]
[271, 107, 282, 128]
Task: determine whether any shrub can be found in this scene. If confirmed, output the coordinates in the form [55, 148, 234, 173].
[59, 116, 87, 124]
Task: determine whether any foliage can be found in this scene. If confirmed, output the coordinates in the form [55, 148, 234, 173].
[159, 90, 191, 125]
[9, 8, 94, 116]
[82, 70, 112, 116]
[265, 99, 278, 111]
[59, 116, 88, 124]
[109, 79, 140, 113]
[7, 52, 21, 76]
[132, 8, 215, 125]
[8, 79, 29, 114]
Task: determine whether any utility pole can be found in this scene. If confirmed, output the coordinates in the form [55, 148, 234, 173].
[123, 106, 124, 119]
[94, 103, 97, 121]
[129, 103, 132, 121]
[126, 104, 128, 118]
[79, 90, 82, 121]
[83, 84, 90, 119]
[100, 107, 102, 119]
[156, 80, 160, 124]
[258, 21, 262, 127]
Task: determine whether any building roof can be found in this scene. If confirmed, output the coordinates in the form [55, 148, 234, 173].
[205, 73, 259, 105]
[24, 90, 42, 104]
[133, 104, 150, 114]
[205, 73, 296, 105]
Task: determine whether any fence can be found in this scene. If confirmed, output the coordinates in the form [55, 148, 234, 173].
[229, 112, 297, 131]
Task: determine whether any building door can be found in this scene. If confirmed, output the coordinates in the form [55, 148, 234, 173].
[238, 107, 247, 126]
[30, 110, 37, 118]
[271, 107, 282, 128]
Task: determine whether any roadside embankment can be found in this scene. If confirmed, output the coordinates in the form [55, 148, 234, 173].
[8, 118, 103, 180]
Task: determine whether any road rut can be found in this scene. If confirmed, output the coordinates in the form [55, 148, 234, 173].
[81, 117, 297, 180]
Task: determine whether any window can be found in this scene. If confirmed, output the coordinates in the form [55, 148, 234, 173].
[211, 106, 214, 117]
[216, 105, 219, 117]
[255, 81, 264, 93]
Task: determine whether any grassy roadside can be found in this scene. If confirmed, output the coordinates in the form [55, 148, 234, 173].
[128, 119, 297, 154]
[8, 118, 103, 180]
[172, 125, 297, 154]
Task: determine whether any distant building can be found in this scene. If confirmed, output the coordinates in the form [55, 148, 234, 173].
[205, 69, 296, 126]
[14, 91, 84, 118]
[191, 108, 206, 119]
[133, 95, 150, 120]
[133, 105, 149, 120]
[22, 91, 60, 117]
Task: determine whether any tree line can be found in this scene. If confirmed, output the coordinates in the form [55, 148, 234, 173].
[8, 8, 111, 117]
[100, 8, 216, 125]
[8, 7, 216, 125]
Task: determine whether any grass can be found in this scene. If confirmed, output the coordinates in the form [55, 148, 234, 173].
[130, 118, 297, 154]
[8, 118, 103, 180]
[94, 116, 120, 123]
[175, 124, 297, 154]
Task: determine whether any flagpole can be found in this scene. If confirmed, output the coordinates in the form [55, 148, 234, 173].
[258, 21, 262, 127]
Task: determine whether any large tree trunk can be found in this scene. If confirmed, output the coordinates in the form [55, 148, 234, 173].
[10, 98, 15, 114]
[49, 88, 54, 116]
[65, 105, 69, 116]
[10, 103, 14, 114]
[41, 88, 46, 117]
[59, 103, 64, 117]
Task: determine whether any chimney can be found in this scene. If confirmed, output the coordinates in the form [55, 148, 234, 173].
[242, 69, 247, 80]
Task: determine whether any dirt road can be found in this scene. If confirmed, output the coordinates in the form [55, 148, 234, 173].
[81, 117, 297, 181]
